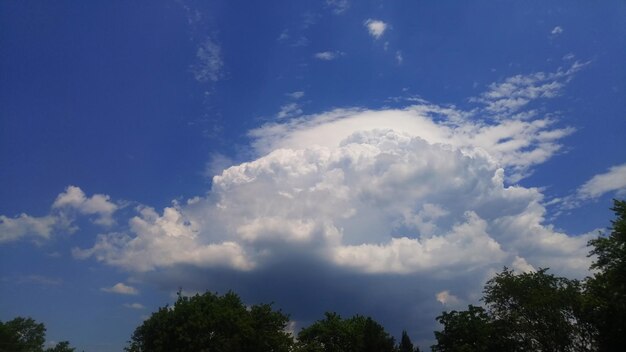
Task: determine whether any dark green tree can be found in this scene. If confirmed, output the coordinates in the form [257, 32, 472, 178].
[483, 268, 589, 352]
[125, 290, 293, 352]
[585, 199, 626, 351]
[45, 341, 75, 352]
[0, 317, 45, 352]
[0, 317, 75, 352]
[295, 312, 396, 352]
[398, 330, 419, 352]
[431, 305, 508, 352]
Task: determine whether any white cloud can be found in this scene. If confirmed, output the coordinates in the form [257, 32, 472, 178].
[0, 186, 117, 244]
[203, 152, 235, 178]
[191, 36, 223, 83]
[124, 303, 145, 310]
[68, 65, 592, 343]
[76, 124, 590, 278]
[287, 91, 305, 100]
[277, 103, 303, 119]
[249, 104, 573, 182]
[326, 0, 350, 14]
[556, 163, 626, 212]
[436, 290, 461, 306]
[314, 51, 343, 61]
[471, 61, 587, 116]
[577, 163, 626, 199]
[551, 26, 564, 35]
[74, 204, 254, 272]
[53, 185, 118, 226]
[395, 51, 403, 64]
[0, 213, 58, 243]
[101, 282, 139, 295]
[364, 19, 387, 39]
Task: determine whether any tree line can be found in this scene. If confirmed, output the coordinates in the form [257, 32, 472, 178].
[2, 200, 624, 351]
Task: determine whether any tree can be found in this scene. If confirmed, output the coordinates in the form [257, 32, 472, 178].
[431, 305, 507, 352]
[45, 341, 75, 352]
[0, 317, 45, 352]
[295, 312, 396, 352]
[125, 290, 293, 352]
[0, 317, 75, 352]
[432, 269, 592, 352]
[585, 199, 626, 351]
[483, 268, 589, 352]
[398, 330, 420, 352]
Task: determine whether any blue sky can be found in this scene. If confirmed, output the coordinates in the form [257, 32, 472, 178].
[1, 1, 625, 350]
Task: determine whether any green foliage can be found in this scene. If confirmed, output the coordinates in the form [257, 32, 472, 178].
[0, 317, 75, 352]
[125, 290, 293, 352]
[431, 200, 626, 351]
[295, 312, 396, 352]
[432, 269, 592, 352]
[0, 317, 46, 352]
[432, 305, 505, 352]
[45, 341, 75, 352]
[483, 268, 589, 351]
[585, 199, 626, 351]
[398, 330, 419, 352]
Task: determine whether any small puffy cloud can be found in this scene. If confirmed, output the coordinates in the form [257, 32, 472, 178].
[191, 36, 223, 83]
[101, 282, 139, 295]
[577, 163, 626, 199]
[395, 51, 403, 64]
[124, 303, 145, 310]
[436, 290, 461, 306]
[364, 19, 387, 39]
[512, 256, 536, 273]
[0, 186, 118, 244]
[53, 185, 118, 225]
[314, 51, 343, 61]
[551, 26, 564, 35]
[287, 91, 305, 100]
[277, 29, 289, 41]
[277, 103, 303, 119]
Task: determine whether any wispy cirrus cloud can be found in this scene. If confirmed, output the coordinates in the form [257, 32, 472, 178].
[191, 36, 223, 83]
[471, 61, 587, 116]
[577, 163, 626, 199]
[277, 103, 303, 119]
[326, 0, 350, 14]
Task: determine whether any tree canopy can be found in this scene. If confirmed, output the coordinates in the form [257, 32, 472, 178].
[125, 290, 293, 352]
[295, 312, 396, 352]
[584, 199, 626, 351]
[0, 317, 75, 352]
[432, 199, 626, 352]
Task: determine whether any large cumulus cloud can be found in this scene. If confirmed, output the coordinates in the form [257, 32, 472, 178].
[61, 65, 598, 344]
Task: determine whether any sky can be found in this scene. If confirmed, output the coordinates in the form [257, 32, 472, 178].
[1, 0, 625, 350]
